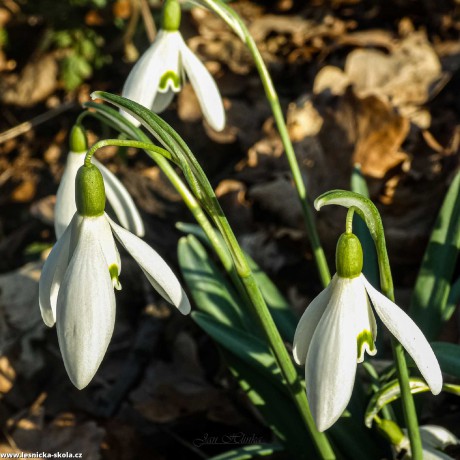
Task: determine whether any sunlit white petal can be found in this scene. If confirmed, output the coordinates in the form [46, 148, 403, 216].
[94, 158, 145, 237]
[107, 215, 190, 314]
[306, 277, 358, 431]
[56, 218, 116, 389]
[151, 89, 176, 113]
[121, 30, 173, 126]
[179, 37, 225, 131]
[39, 215, 77, 326]
[419, 425, 459, 450]
[364, 278, 443, 395]
[293, 277, 335, 365]
[89, 215, 122, 289]
[54, 152, 85, 239]
[420, 447, 454, 460]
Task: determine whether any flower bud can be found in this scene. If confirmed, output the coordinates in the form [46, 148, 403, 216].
[69, 124, 88, 153]
[161, 0, 181, 31]
[75, 164, 106, 217]
[335, 232, 363, 278]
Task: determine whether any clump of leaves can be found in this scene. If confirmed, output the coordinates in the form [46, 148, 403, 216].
[52, 28, 111, 90]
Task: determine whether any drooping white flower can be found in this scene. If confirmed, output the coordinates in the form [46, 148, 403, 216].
[40, 163, 190, 389]
[55, 126, 144, 239]
[121, 0, 225, 131]
[399, 425, 459, 459]
[293, 233, 443, 432]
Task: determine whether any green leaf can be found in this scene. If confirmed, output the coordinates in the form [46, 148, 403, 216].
[410, 170, 460, 340]
[431, 342, 460, 378]
[178, 235, 249, 330]
[192, 312, 285, 392]
[365, 378, 429, 428]
[247, 256, 297, 342]
[193, 312, 314, 458]
[364, 377, 460, 428]
[176, 222, 296, 342]
[207, 443, 284, 460]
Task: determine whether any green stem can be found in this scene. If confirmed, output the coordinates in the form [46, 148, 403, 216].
[81, 112, 256, 316]
[316, 191, 424, 459]
[84, 97, 335, 459]
[376, 240, 423, 460]
[200, 0, 331, 288]
[205, 201, 335, 459]
[83, 135, 234, 273]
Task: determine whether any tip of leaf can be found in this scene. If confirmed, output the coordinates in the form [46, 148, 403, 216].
[90, 91, 103, 100]
[314, 197, 323, 211]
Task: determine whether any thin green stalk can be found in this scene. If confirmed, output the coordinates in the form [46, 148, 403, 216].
[199, 0, 331, 288]
[316, 191, 424, 459]
[84, 136, 233, 272]
[376, 242, 423, 460]
[207, 200, 335, 460]
[86, 95, 336, 459]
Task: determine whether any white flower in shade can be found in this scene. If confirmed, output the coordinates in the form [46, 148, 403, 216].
[40, 163, 190, 389]
[293, 233, 443, 432]
[55, 126, 144, 239]
[400, 425, 459, 459]
[121, 0, 225, 131]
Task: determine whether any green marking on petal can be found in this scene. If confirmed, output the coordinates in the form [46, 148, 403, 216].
[159, 71, 181, 92]
[109, 264, 121, 290]
[357, 329, 376, 362]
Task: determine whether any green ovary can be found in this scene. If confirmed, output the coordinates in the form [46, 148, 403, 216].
[356, 329, 376, 361]
[159, 71, 180, 92]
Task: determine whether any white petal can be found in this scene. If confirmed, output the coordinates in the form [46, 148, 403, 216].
[121, 30, 176, 126]
[354, 274, 377, 363]
[179, 38, 225, 131]
[54, 151, 85, 239]
[419, 425, 459, 450]
[364, 279, 443, 395]
[306, 277, 359, 431]
[89, 215, 122, 289]
[93, 158, 145, 237]
[151, 89, 176, 113]
[107, 215, 190, 314]
[420, 447, 455, 460]
[39, 215, 77, 326]
[292, 276, 335, 365]
[56, 218, 116, 389]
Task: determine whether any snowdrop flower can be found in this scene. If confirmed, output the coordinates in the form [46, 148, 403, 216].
[121, 0, 225, 131]
[55, 125, 144, 239]
[40, 161, 190, 389]
[293, 232, 443, 432]
[397, 424, 459, 459]
[403, 425, 459, 459]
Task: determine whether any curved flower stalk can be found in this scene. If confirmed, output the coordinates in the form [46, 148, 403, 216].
[293, 233, 443, 432]
[40, 162, 190, 389]
[121, 0, 225, 131]
[55, 125, 145, 239]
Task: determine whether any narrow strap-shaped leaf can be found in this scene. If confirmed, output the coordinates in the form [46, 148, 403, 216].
[177, 222, 297, 341]
[207, 444, 284, 460]
[431, 342, 460, 378]
[409, 170, 460, 340]
[192, 311, 286, 392]
[178, 235, 251, 331]
[364, 377, 460, 428]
